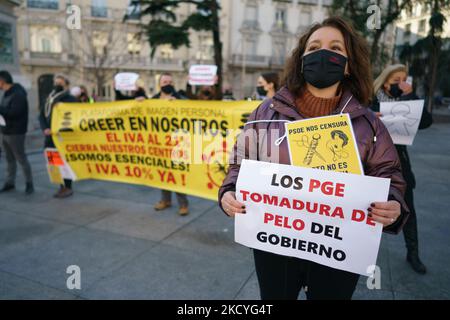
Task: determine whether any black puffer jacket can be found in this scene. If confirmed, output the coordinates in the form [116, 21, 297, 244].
[0, 83, 29, 135]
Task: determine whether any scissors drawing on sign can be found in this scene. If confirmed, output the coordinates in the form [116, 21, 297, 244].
[293, 134, 326, 165]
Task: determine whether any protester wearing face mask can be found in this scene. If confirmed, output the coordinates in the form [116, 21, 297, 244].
[152, 73, 189, 216]
[197, 85, 216, 101]
[0, 70, 34, 194]
[256, 72, 280, 100]
[219, 17, 408, 300]
[39, 75, 77, 198]
[152, 73, 181, 100]
[371, 64, 432, 275]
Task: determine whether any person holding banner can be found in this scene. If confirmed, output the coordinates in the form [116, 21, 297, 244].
[115, 78, 148, 101]
[152, 73, 189, 216]
[39, 75, 77, 198]
[71, 85, 95, 104]
[219, 17, 409, 300]
[372, 64, 433, 274]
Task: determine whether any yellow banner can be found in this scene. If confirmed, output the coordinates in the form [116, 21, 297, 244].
[285, 114, 363, 174]
[51, 99, 259, 201]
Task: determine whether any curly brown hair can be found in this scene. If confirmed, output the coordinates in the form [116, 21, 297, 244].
[282, 16, 373, 106]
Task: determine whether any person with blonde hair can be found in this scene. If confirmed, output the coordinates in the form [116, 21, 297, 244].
[371, 64, 432, 274]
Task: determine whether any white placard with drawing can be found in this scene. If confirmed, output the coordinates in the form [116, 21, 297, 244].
[380, 100, 425, 146]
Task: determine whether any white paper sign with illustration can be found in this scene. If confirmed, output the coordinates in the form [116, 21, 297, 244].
[380, 100, 425, 146]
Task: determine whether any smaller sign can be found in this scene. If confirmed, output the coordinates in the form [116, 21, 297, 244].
[114, 72, 140, 91]
[380, 100, 424, 146]
[188, 65, 218, 86]
[285, 114, 363, 175]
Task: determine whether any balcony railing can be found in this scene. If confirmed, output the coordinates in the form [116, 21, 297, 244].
[231, 54, 270, 67]
[30, 51, 61, 59]
[241, 20, 261, 31]
[82, 55, 184, 71]
[230, 54, 287, 69]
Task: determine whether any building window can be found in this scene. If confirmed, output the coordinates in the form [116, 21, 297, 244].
[127, 33, 142, 55]
[242, 2, 258, 29]
[299, 7, 312, 28]
[41, 38, 52, 52]
[244, 38, 257, 56]
[92, 0, 108, 18]
[92, 31, 108, 56]
[403, 23, 411, 44]
[418, 19, 427, 34]
[275, 8, 287, 29]
[127, 0, 141, 20]
[160, 45, 174, 60]
[30, 25, 61, 53]
[27, 0, 59, 10]
[0, 22, 13, 64]
[196, 35, 214, 61]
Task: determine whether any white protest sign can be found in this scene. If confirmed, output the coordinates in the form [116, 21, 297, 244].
[114, 72, 140, 91]
[235, 159, 390, 276]
[380, 100, 425, 145]
[0, 115, 5, 126]
[188, 65, 218, 86]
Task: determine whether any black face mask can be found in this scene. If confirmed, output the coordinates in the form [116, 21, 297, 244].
[302, 49, 348, 89]
[202, 90, 211, 97]
[161, 85, 175, 95]
[54, 85, 64, 93]
[256, 86, 268, 97]
[389, 83, 403, 98]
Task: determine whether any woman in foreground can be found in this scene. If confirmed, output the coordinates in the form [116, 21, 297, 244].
[219, 17, 409, 300]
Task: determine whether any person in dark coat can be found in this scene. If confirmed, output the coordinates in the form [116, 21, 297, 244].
[372, 64, 432, 274]
[152, 73, 189, 216]
[39, 74, 77, 198]
[0, 70, 34, 194]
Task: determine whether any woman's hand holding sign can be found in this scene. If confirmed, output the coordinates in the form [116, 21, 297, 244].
[222, 191, 246, 217]
[368, 201, 401, 227]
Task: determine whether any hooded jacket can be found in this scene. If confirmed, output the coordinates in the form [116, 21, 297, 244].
[219, 86, 409, 234]
[0, 83, 29, 135]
